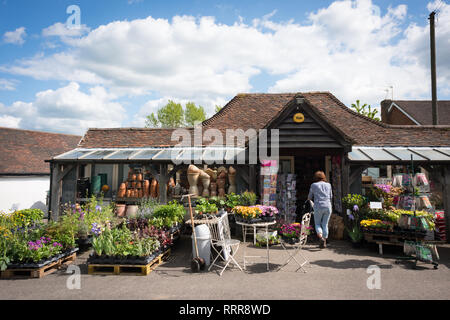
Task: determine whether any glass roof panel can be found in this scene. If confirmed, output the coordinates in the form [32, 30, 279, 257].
[81, 150, 116, 160]
[129, 149, 161, 160]
[383, 148, 427, 161]
[348, 149, 371, 161]
[358, 148, 398, 161]
[176, 149, 203, 162]
[436, 148, 450, 157]
[54, 149, 93, 160]
[152, 149, 179, 160]
[410, 148, 450, 161]
[105, 150, 138, 160]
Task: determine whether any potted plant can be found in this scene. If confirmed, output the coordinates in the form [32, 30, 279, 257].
[239, 191, 257, 206]
[346, 225, 363, 248]
[279, 223, 302, 244]
[225, 193, 241, 212]
[231, 206, 262, 223]
[256, 205, 279, 222]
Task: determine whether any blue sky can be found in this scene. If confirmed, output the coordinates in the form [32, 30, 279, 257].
[0, 0, 449, 135]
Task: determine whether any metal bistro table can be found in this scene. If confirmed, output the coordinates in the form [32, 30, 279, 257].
[236, 220, 276, 271]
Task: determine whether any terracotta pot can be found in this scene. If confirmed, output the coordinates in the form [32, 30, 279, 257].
[210, 182, 217, 197]
[199, 170, 210, 197]
[137, 173, 143, 181]
[144, 180, 150, 197]
[138, 189, 143, 198]
[136, 182, 142, 189]
[126, 189, 131, 198]
[132, 174, 137, 181]
[150, 179, 158, 198]
[126, 205, 139, 218]
[187, 172, 200, 196]
[228, 166, 237, 194]
[217, 178, 226, 197]
[118, 183, 126, 198]
[115, 204, 126, 217]
[205, 168, 217, 182]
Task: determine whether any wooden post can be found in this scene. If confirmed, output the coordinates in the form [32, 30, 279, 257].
[49, 163, 62, 221]
[342, 157, 350, 197]
[249, 164, 256, 193]
[159, 163, 168, 204]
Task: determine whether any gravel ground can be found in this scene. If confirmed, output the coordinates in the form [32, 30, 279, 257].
[1, 235, 449, 300]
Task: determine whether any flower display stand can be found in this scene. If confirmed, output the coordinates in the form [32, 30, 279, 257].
[87, 248, 171, 276]
[363, 231, 425, 255]
[1, 249, 78, 279]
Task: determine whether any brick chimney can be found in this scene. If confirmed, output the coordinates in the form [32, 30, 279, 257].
[380, 99, 392, 124]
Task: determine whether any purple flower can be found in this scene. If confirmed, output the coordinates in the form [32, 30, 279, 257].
[95, 205, 102, 212]
[353, 205, 359, 212]
[91, 223, 101, 236]
[53, 242, 62, 247]
[349, 214, 355, 221]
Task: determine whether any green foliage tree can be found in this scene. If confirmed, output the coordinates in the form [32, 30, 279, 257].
[350, 100, 380, 121]
[184, 102, 206, 127]
[214, 105, 223, 113]
[145, 100, 206, 128]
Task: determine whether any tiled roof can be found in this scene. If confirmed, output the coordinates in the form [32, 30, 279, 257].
[0, 127, 81, 174]
[385, 100, 450, 125]
[302, 93, 450, 146]
[203, 93, 297, 133]
[76, 92, 450, 150]
[78, 128, 193, 148]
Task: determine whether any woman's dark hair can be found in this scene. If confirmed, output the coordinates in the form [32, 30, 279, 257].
[313, 171, 327, 182]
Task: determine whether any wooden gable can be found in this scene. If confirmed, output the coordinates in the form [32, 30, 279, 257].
[267, 99, 349, 149]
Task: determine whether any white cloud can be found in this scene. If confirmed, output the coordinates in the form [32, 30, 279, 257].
[42, 22, 90, 44]
[2, 0, 450, 114]
[3, 27, 26, 45]
[0, 78, 17, 91]
[0, 82, 125, 135]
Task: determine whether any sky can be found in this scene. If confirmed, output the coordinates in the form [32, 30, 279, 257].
[0, 0, 449, 135]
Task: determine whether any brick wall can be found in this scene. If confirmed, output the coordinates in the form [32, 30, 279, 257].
[380, 100, 417, 125]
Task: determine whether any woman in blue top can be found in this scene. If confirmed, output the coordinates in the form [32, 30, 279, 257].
[307, 171, 333, 249]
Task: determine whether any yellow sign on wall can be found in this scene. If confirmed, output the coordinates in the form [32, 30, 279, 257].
[293, 112, 305, 123]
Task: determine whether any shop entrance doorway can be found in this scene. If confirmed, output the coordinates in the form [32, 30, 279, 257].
[278, 149, 341, 221]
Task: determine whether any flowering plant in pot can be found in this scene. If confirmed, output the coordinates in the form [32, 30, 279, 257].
[231, 206, 262, 223]
[255, 205, 278, 222]
[279, 223, 301, 243]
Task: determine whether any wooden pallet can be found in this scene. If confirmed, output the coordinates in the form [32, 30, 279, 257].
[88, 249, 171, 276]
[1, 252, 77, 279]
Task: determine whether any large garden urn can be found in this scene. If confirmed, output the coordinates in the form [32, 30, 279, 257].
[143, 180, 150, 197]
[210, 181, 217, 197]
[199, 170, 211, 197]
[205, 168, 217, 182]
[228, 166, 237, 194]
[187, 165, 200, 196]
[117, 183, 126, 198]
[150, 179, 158, 198]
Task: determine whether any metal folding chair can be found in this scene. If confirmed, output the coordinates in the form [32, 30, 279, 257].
[277, 212, 312, 273]
[205, 212, 243, 276]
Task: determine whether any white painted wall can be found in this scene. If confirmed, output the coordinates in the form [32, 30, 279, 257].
[0, 176, 50, 213]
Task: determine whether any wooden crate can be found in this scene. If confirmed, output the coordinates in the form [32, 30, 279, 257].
[1, 252, 77, 279]
[88, 249, 171, 276]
